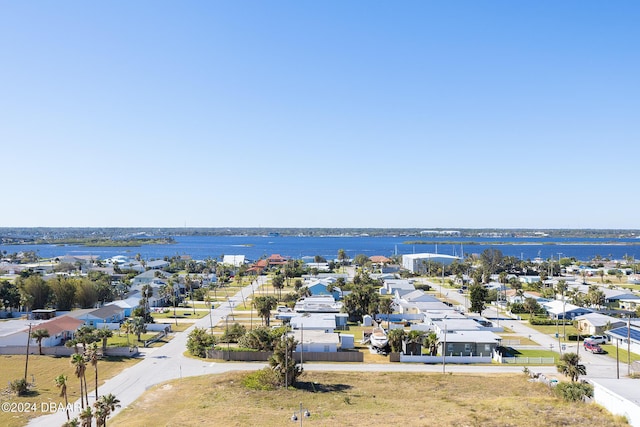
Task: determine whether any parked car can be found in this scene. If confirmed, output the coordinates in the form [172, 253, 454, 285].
[277, 306, 292, 313]
[584, 341, 606, 354]
[584, 335, 607, 345]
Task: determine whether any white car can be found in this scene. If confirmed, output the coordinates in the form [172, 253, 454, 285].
[584, 335, 607, 345]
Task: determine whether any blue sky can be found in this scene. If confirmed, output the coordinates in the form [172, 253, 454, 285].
[1, 1, 639, 229]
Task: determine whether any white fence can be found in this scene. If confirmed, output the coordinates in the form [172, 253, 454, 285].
[399, 354, 492, 364]
[0, 345, 139, 357]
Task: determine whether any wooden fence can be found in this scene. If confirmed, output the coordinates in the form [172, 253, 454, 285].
[206, 349, 363, 362]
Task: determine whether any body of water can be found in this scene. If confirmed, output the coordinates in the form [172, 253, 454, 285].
[1, 235, 639, 262]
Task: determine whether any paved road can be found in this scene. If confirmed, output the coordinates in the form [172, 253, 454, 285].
[28, 277, 266, 427]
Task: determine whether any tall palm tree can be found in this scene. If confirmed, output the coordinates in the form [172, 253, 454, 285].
[86, 343, 100, 400]
[31, 328, 50, 355]
[71, 353, 88, 409]
[94, 393, 120, 427]
[556, 280, 568, 340]
[378, 299, 394, 330]
[55, 374, 70, 421]
[557, 352, 586, 382]
[253, 296, 277, 326]
[422, 331, 439, 356]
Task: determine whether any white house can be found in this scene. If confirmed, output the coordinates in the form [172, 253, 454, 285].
[380, 279, 415, 295]
[289, 313, 336, 333]
[0, 316, 84, 348]
[575, 313, 625, 336]
[402, 253, 461, 274]
[289, 329, 339, 353]
[294, 296, 343, 313]
[222, 255, 246, 267]
[542, 300, 592, 320]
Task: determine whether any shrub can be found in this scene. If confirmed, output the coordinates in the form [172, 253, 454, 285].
[9, 378, 29, 396]
[186, 327, 216, 358]
[529, 317, 572, 326]
[242, 367, 280, 390]
[554, 382, 593, 402]
[219, 322, 247, 343]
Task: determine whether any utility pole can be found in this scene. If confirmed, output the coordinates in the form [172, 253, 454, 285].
[24, 323, 33, 382]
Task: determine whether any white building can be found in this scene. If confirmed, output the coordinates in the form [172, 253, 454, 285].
[402, 253, 460, 274]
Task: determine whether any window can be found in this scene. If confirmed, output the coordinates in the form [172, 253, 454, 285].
[464, 344, 472, 353]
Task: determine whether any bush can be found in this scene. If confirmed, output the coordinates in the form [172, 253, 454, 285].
[9, 378, 29, 396]
[219, 322, 247, 343]
[242, 367, 280, 390]
[554, 382, 593, 402]
[186, 327, 216, 358]
[414, 283, 431, 291]
[529, 317, 572, 326]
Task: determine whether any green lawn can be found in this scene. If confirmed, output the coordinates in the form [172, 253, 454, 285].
[107, 333, 159, 347]
[600, 344, 640, 363]
[507, 348, 559, 362]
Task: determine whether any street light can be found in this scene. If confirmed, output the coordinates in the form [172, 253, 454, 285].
[291, 402, 310, 425]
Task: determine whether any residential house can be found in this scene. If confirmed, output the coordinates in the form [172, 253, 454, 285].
[0, 315, 84, 348]
[267, 254, 288, 266]
[439, 330, 501, 356]
[380, 279, 415, 296]
[575, 313, 626, 336]
[222, 255, 246, 267]
[294, 296, 343, 313]
[542, 300, 592, 320]
[106, 295, 141, 317]
[402, 253, 461, 274]
[289, 329, 340, 353]
[289, 313, 336, 333]
[304, 279, 341, 300]
[606, 324, 640, 355]
[131, 270, 170, 286]
[66, 305, 125, 327]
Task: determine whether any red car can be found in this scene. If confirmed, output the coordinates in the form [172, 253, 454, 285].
[584, 341, 605, 354]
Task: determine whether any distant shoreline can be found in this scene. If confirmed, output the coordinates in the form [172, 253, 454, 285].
[403, 240, 640, 246]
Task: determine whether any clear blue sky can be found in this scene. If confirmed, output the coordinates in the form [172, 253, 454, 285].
[2, 1, 638, 229]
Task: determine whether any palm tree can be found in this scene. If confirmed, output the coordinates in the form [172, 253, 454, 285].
[31, 328, 50, 355]
[62, 418, 80, 427]
[337, 249, 348, 272]
[95, 328, 113, 352]
[131, 316, 147, 342]
[422, 331, 439, 356]
[378, 299, 394, 330]
[94, 393, 120, 427]
[79, 406, 93, 427]
[55, 374, 70, 421]
[253, 296, 277, 326]
[71, 353, 88, 409]
[556, 280, 568, 340]
[140, 284, 153, 320]
[86, 343, 101, 400]
[120, 319, 133, 347]
[557, 352, 586, 382]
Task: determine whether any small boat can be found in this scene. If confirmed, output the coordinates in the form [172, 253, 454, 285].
[369, 325, 389, 349]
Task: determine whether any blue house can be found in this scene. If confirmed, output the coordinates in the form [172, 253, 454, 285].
[305, 280, 341, 300]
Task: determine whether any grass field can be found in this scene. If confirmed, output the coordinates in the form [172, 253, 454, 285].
[110, 371, 626, 427]
[0, 355, 140, 427]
